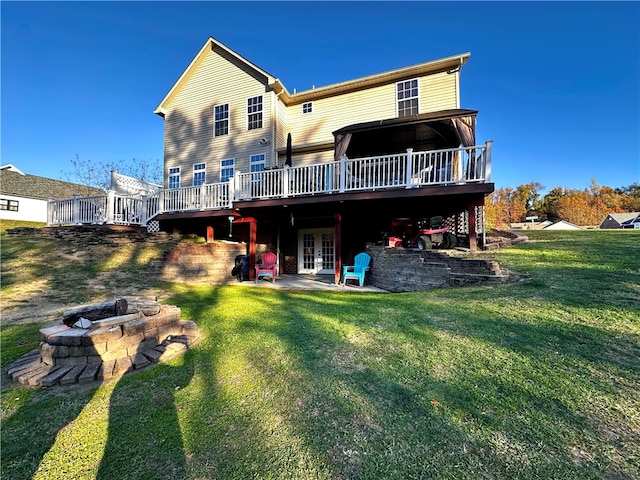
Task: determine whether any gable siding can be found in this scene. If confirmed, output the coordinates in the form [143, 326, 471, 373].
[163, 47, 274, 186]
[281, 72, 459, 166]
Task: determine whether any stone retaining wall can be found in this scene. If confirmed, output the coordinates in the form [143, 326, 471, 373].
[366, 246, 507, 293]
[5, 225, 181, 246]
[161, 242, 269, 284]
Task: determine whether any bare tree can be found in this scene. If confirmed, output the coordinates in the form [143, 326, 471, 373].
[62, 155, 162, 191]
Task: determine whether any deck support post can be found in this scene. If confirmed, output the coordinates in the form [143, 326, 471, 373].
[234, 216, 257, 280]
[249, 220, 256, 280]
[467, 200, 483, 252]
[206, 226, 214, 243]
[334, 213, 342, 285]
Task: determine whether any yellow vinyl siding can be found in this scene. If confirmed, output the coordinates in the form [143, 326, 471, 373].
[420, 71, 459, 112]
[163, 46, 273, 185]
[160, 39, 465, 180]
[280, 72, 459, 167]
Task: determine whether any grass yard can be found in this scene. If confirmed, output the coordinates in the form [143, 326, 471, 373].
[1, 230, 638, 479]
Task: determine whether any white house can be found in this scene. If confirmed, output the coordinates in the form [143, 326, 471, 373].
[0, 164, 103, 223]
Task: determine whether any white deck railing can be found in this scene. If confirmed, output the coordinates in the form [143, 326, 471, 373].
[48, 142, 492, 227]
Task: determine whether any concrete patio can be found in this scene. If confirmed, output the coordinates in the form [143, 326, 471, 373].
[229, 274, 388, 292]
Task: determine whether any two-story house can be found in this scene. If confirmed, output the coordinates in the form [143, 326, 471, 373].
[48, 36, 494, 283]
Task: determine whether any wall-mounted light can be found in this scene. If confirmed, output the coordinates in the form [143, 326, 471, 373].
[259, 138, 270, 145]
[228, 216, 235, 237]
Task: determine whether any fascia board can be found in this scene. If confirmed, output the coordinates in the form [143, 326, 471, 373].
[271, 53, 470, 106]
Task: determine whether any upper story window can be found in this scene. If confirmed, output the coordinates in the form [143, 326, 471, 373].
[221, 158, 234, 182]
[0, 198, 19, 211]
[397, 79, 419, 117]
[247, 95, 263, 130]
[302, 102, 313, 114]
[214, 104, 229, 136]
[168, 167, 180, 189]
[250, 153, 266, 173]
[193, 163, 206, 186]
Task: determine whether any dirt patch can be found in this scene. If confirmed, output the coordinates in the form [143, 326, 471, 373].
[1, 236, 173, 327]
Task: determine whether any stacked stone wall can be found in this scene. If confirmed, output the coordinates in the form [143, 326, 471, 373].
[5, 225, 181, 246]
[366, 246, 506, 293]
[161, 243, 269, 284]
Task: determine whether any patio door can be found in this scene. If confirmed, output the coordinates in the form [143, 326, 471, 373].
[298, 228, 335, 274]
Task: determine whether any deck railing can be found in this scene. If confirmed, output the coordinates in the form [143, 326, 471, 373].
[48, 142, 492, 227]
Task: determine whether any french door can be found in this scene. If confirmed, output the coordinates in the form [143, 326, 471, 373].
[298, 228, 335, 274]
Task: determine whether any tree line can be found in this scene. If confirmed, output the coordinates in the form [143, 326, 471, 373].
[485, 180, 640, 229]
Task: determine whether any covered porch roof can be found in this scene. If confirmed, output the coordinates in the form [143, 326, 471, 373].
[333, 109, 478, 159]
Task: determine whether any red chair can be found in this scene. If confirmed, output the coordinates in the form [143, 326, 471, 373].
[255, 252, 278, 283]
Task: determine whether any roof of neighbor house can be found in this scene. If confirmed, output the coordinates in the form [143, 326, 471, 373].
[600, 212, 640, 227]
[154, 36, 470, 117]
[0, 165, 104, 201]
[543, 220, 583, 230]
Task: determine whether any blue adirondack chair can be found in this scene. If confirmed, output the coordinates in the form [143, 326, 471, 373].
[341, 252, 371, 287]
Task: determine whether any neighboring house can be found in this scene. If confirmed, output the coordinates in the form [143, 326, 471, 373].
[48, 37, 495, 281]
[543, 220, 583, 230]
[599, 212, 640, 229]
[0, 164, 103, 223]
[511, 221, 552, 230]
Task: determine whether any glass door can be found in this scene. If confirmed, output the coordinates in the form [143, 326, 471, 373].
[298, 228, 335, 274]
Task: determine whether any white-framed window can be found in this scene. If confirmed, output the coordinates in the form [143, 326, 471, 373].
[250, 153, 266, 173]
[397, 78, 419, 117]
[193, 163, 206, 186]
[168, 167, 180, 189]
[220, 158, 234, 182]
[214, 103, 229, 137]
[0, 198, 19, 211]
[247, 95, 263, 130]
[302, 102, 313, 114]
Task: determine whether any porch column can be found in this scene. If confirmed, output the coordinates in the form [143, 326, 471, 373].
[249, 219, 257, 280]
[467, 200, 483, 252]
[334, 213, 342, 285]
[234, 217, 257, 280]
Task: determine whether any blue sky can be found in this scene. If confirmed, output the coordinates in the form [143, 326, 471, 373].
[2, 1, 639, 192]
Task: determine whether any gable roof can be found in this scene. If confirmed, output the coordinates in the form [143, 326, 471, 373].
[543, 220, 583, 230]
[154, 36, 278, 118]
[0, 164, 25, 175]
[154, 36, 471, 116]
[601, 212, 640, 226]
[0, 168, 103, 201]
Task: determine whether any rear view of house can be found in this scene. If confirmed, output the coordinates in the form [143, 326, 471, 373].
[48, 36, 495, 282]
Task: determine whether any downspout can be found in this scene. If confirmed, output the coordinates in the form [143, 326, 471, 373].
[273, 90, 285, 167]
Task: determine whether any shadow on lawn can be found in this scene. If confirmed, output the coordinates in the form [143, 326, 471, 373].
[0, 382, 98, 480]
[95, 353, 195, 479]
[222, 287, 636, 479]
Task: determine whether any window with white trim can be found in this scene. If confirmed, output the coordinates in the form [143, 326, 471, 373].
[193, 163, 206, 186]
[0, 198, 19, 211]
[250, 153, 266, 173]
[302, 102, 313, 114]
[397, 79, 419, 117]
[247, 95, 263, 130]
[168, 167, 180, 189]
[214, 103, 229, 136]
[220, 158, 234, 182]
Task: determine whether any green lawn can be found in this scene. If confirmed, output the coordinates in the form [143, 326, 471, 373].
[1, 230, 638, 479]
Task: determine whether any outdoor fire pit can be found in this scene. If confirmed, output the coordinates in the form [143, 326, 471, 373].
[7, 297, 202, 387]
